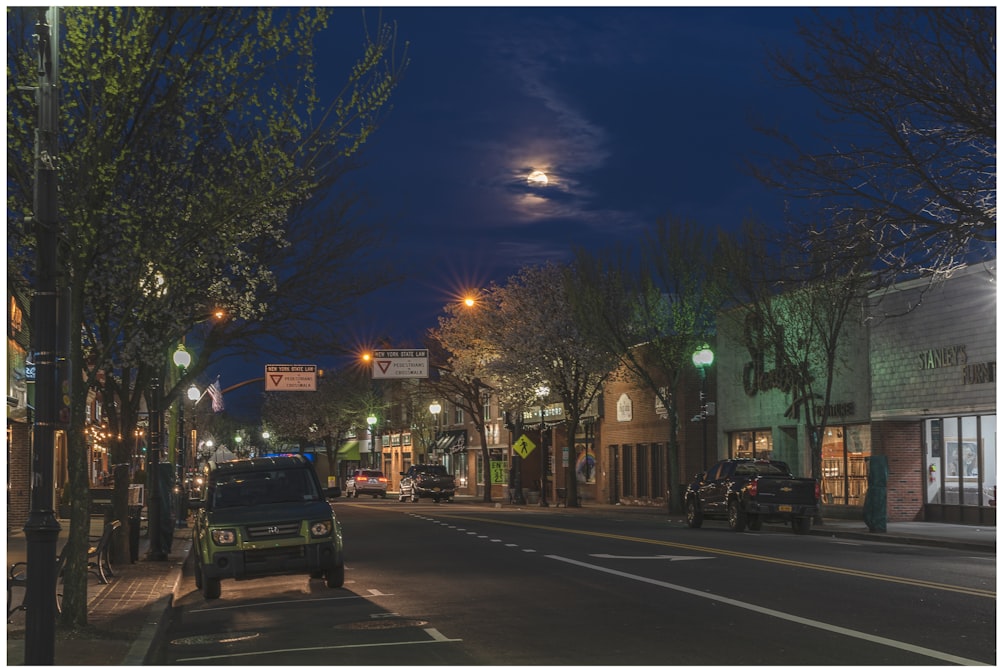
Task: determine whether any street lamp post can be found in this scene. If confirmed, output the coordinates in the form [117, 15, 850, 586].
[692, 344, 715, 471]
[146, 375, 167, 561]
[536, 385, 550, 507]
[172, 345, 192, 528]
[367, 415, 378, 470]
[429, 401, 441, 463]
[187, 384, 200, 470]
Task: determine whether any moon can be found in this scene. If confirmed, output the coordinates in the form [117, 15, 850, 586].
[527, 170, 548, 185]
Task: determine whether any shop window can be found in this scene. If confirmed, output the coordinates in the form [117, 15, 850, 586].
[729, 430, 773, 460]
[636, 444, 649, 497]
[622, 445, 634, 496]
[820, 425, 870, 506]
[926, 415, 996, 508]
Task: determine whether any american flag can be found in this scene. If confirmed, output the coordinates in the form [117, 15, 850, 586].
[207, 378, 225, 413]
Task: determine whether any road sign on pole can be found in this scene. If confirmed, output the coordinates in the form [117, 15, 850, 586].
[264, 364, 317, 391]
[372, 349, 429, 379]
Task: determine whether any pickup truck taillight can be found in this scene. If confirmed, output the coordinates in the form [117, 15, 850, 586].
[356, 476, 368, 482]
[747, 480, 758, 497]
[814, 481, 821, 500]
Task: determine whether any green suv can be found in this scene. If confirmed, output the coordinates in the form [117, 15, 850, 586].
[190, 455, 344, 600]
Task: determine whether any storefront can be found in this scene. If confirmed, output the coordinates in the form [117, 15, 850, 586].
[716, 295, 873, 517]
[869, 262, 996, 524]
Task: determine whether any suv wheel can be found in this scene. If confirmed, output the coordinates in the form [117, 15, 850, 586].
[325, 563, 345, 589]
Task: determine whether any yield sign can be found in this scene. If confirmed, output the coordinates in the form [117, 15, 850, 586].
[377, 360, 392, 375]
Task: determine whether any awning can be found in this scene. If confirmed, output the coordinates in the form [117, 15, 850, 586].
[337, 440, 359, 461]
[432, 430, 467, 454]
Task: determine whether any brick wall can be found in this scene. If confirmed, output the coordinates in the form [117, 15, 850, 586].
[872, 420, 925, 521]
[8, 421, 31, 530]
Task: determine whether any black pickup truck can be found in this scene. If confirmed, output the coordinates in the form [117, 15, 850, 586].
[683, 459, 819, 534]
[398, 464, 456, 503]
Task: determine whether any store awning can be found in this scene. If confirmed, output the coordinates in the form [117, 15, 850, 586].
[337, 440, 359, 461]
[432, 430, 467, 454]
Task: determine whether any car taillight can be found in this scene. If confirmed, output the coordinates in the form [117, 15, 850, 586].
[356, 476, 368, 482]
[377, 476, 387, 483]
[747, 480, 758, 497]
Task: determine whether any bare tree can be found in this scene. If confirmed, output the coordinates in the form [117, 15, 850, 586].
[755, 7, 995, 284]
[717, 220, 871, 518]
[573, 218, 721, 513]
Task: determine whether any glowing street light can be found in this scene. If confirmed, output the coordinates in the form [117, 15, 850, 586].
[536, 385, 550, 507]
[692, 344, 714, 470]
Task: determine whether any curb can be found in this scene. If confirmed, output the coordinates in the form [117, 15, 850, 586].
[126, 539, 192, 665]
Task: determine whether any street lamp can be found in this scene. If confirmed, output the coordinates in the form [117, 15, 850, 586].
[172, 345, 192, 527]
[367, 415, 378, 469]
[262, 430, 270, 455]
[536, 385, 550, 507]
[692, 344, 714, 470]
[429, 401, 441, 462]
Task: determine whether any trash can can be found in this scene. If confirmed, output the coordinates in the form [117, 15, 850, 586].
[127, 504, 142, 563]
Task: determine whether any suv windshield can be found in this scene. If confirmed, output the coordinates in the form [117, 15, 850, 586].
[211, 468, 320, 508]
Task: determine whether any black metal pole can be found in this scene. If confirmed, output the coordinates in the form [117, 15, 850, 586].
[146, 376, 166, 560]
[24, 8, 61, 664]
[539, 407, 548, 507]
[175, 384, 186, 527]
[700, 371, 708, 471]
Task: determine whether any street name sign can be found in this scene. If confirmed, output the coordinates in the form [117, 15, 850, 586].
[265, 364, 317, 391]
[372, 349, 429, 379]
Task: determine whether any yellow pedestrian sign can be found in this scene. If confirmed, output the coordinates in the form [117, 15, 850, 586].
[512, 434, 536, 459]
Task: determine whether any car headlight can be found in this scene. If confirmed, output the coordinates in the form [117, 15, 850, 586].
[310, 520, 332, 537]
[211, 528, 237, 546]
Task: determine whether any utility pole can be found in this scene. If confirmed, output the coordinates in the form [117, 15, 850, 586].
[24, 7, 62, 665]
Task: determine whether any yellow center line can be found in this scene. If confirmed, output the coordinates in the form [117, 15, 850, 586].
[445, 514, 995, 599]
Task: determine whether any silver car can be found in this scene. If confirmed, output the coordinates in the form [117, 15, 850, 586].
[345, 469, 388, 498]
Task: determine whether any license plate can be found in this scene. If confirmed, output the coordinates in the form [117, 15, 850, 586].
[779, 504, 792, 512]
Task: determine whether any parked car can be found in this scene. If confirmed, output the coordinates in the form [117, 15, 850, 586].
[345, 469, 388, 498]
[398, 464, 455, 503]
[189, 455, 344, 600]
[683, 458, 820, 534]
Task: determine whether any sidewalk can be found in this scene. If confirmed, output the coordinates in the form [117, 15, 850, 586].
[6, 517, 191, 666]
[6, 503, 994, 665]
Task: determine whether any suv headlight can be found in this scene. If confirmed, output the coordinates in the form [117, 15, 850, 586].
[310, 520, 332, 537]
[211, 528, 237, 546]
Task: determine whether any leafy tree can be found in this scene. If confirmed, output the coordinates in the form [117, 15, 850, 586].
[573, 219, 721, 513]
[489, 263, 619, 508]
[755, 7, 995, 284]
[6, 7, 407, 628]
[428, 293, 505, 502]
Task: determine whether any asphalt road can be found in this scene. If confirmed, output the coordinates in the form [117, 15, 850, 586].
[155, 500, 996, 665]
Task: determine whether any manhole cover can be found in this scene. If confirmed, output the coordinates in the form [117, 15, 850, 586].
[336, 619, 428, 631]
[171, 631, 261, 646]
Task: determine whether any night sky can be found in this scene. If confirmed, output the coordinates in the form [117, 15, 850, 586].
[215, 5, 835, 399]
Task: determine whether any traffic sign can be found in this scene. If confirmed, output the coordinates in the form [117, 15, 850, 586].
[264, 364, 317, 391]
[512, 434, 536, 458]
[372, 349, 429, 379]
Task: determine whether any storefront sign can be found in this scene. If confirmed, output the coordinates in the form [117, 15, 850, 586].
[962, 361, 996, 385]
[918, 344, 967, 370]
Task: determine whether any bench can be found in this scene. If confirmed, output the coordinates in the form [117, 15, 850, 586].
[87, 519, 121, 584]
[8, 542, 68, 619]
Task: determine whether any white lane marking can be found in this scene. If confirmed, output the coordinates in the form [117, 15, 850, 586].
[505, 543, 519, 548]
[174, 630, 462, 663]
[590, 554, 714, 561]
[547, 555, 989, 666]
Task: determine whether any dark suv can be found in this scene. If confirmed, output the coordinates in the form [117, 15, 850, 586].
[190, 455, 344, 599]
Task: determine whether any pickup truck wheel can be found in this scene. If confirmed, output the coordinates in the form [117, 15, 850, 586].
[325, 563, 345, 589]
[748, 515, 763, 531]
[203, 577, 221, 600]
[685, 499, 703, 528]
[727, 500, 747, 532]
[791, 516, 812, 535]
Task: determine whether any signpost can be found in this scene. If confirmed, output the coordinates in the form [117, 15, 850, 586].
[371, 349, 429, 379]
[264, 364, 317, 391]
